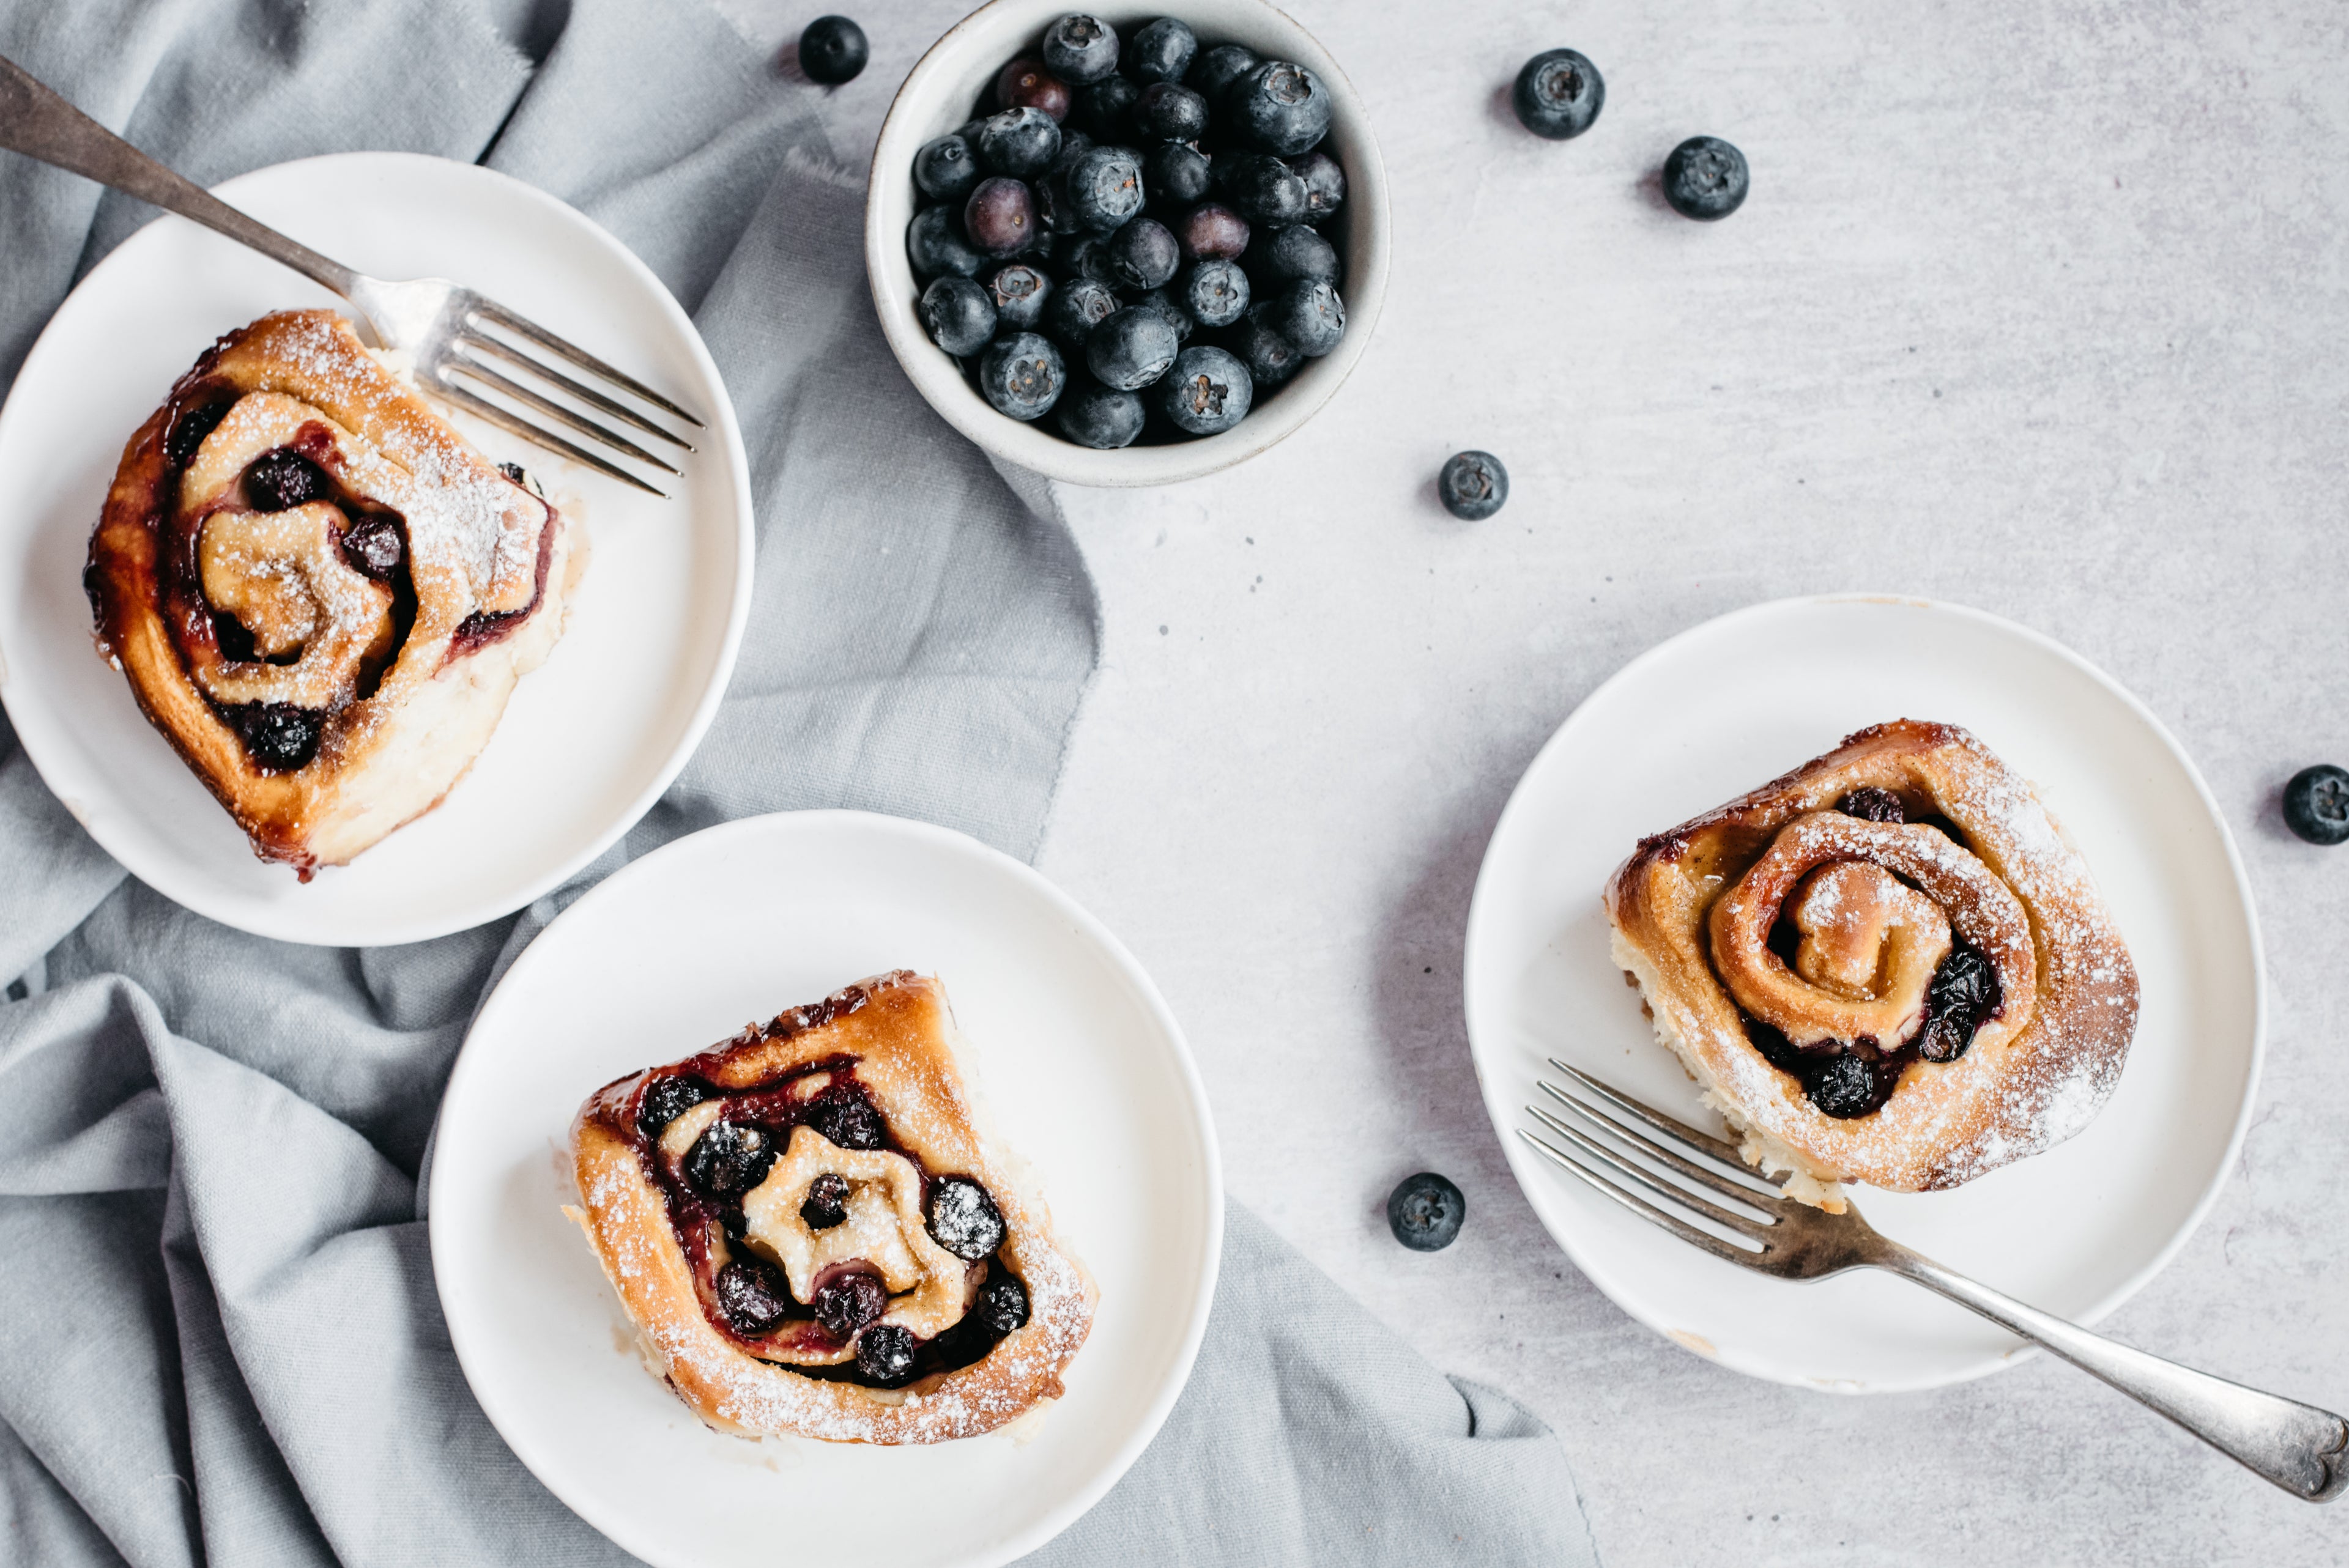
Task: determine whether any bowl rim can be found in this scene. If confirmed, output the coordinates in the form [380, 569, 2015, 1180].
[863, 0, 1390, 489]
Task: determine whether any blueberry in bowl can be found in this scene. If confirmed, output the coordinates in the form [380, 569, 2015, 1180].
[872, 1, 1387, 481]
[921, 275, 998, 356]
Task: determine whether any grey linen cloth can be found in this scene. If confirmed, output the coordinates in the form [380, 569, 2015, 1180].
[0, 2, 1600, 1564]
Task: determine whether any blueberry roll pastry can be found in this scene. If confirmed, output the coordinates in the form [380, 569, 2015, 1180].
[84, 310, 585, 876]
[1606, 721, 2139, 1211]
[568, 971, 1095, 1444]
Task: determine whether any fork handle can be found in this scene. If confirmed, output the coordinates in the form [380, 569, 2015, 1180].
[0, 51, 358, 297]
[1876, 1242, 2347, 1501]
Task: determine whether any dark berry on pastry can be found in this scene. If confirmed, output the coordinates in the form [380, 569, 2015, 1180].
[926, 1175, 1008, 1261]
[1917, 940, 2002, 1063]
[974, 1274, 1030, 1336]
[806, 1085, 886, 1151]
[799, 1171, 850, 1230]
[855, 1322, 919, 1386]
[242, 448, 328, 511]
[1837, 787, 1906, 823]
[715, 1256, 795, 1334]
[812, 1268, 888, 1339]
[686, 1121, 774, 1198]
[636, 1074, 712, 1141]
[1804, 1053, 1882, 1119]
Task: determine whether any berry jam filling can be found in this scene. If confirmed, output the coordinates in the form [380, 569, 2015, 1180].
[242, 448, 329, 512]
[1837, 787, 1905, 823]
[1742, 936, 2003, 1114]
[620, 1053, 1030, 1388]
[1915, 937, 2001, 1063]
[447, 505, 557, 656]
[221, 701, 324, 772]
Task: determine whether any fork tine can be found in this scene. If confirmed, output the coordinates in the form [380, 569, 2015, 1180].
[1535, 1079, 1781, 1206]
[431, 382, 668, 498]
[1526, 1103, 1774, 1237]
[467, 299, 707, 428]
[440, 360, 680, 475]
[1516, 1129, 1762, 1264]
[1546, 1059, 1775, 1180]
[459, 333, 697, 451]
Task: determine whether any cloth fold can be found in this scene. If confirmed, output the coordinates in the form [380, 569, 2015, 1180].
[0, 1, 1596, 1563]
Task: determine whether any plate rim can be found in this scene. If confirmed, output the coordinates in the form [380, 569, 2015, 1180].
[0, 149, 755, 946]
[1460, 592, 2268, 1392]
[426, 807, 1226, 1568]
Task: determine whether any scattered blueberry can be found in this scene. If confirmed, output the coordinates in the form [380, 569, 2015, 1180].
[1086, 305, 1180, 389]
[1137, 81, 1209, 142]
[964, 176, 1037, 256]
[1228, 61, 1330, 156]
[798, 15, 868, 85]
[2283, 764, 2349, 845]
[340, 515, 403, 580]
[800, 1171, 850, 1229]
[1173, 201, 1249, 261]
[1067, 144, 1145, 232]
[979, 331, 1067, 419]
[1510, 48, 1603, 140]
[1186, 42, 1259, 102]
[1056, 382, 1146, 447]
[1805, 1053, 1882, 1118]
[1159, 346, 1252, 435]
[907, 204, 984, 280]
[686, 1120, 774, 1198]
[913, 134, 981, 202]
[1437, 451, 1508, 520]
[926, 1175, 1008, 1261]
[806, 1085, 888, 1151]
[1288, 149, 1345, 223]
[636, 1074, 712, 1142]
[1043, 13, 1119, 84]
[1125, 17, 1197, 83]
[974, 1273, 1030, 1335]
[1221, 152, 1307, 227]
[1043, 276, 1120, 347]
[1663, 135, 1749, 221]
[976, 106, 1061, 177]
[1231, 303, 1304, 387]
[1270, 276, 1345, 356]
[855, 1322, 918, 1385]
[995, 55, 1072, 122]
[223, 703, 322, 771]
[920, 274, 998, 355]
[1386, 1172, 1465, 1251]
[812, 1268, 888, 1338]
[1253, 223, 1337, 285]
[715, 1257, 794, 1334]
[1107, 215, 1180, 290]
[985, 262, 1052, 331]
[243, 448, 328, 511]
[1145, 142, 1214, 210]
[1072, 73, 1141, 140]
[1838, 788, 1906, 823]
[1176, 258, 1249, 327]
[1918, 940, 2002, 1063]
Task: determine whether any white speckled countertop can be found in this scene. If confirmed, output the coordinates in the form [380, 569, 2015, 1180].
[757, 0, 2349, 1558]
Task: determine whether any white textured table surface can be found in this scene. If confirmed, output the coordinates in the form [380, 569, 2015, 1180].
[790, 1, 2349, 1560]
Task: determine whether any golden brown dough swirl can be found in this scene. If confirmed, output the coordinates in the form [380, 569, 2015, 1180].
[1606, 720, 2139, 1210]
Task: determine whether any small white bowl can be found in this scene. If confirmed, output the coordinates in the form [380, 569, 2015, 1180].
[866, 0, 1390, 487]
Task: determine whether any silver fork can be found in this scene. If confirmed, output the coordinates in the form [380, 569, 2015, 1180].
[1521, 1060, 2348, 1503]
[0, 53, 700, 497]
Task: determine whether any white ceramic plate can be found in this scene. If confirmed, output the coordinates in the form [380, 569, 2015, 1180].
[1463, 596, 2263, 1392]
[429, 810, 1222, 1568]
[0, 152, 752, 945]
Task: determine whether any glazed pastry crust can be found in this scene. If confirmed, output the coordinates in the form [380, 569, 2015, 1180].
[1605, 720, 2139, 1207]
[568, 972, 1096, 1444]
[85, 309, 584, 875]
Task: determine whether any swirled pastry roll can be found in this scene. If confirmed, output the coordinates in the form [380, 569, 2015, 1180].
[568, 972, 1095, 1444]
[85, 310, 586, 877]
[1606, 721, 2139, 1211]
